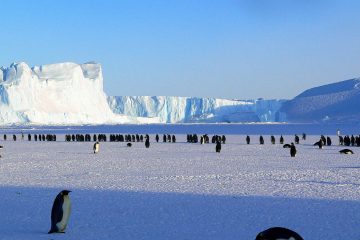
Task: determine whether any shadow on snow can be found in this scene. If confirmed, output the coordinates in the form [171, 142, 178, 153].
[0, 186, 359, 240]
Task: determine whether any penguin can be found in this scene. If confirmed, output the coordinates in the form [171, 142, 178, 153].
[326, 136, 332, 146]
[255, 227, 304, 240]
[302, 133, 306, 140]
[279, 135, 284, 144]
[314, 140, 323, 149]
[246, 135, 250, 144]
[155, 134, 159, 143]
[290, 142, 297, 157]
[0, 145, 3, 158]
[294, 135, 299, 144]
[271, 135, 275, 144]
[48, 190, 72, 234]
[145, 138, 150, 148]
[283, 144, 291, 148]
[215, 141, 221, 153]
[259, 135, 264, 145]
[93, 141, 99, 154]
[339, 149, 354, 154]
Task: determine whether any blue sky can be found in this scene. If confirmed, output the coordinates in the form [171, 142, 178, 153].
[1, 0, 360, 99]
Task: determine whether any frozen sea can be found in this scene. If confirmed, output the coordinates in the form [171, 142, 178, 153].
[0, 123, 360, 239]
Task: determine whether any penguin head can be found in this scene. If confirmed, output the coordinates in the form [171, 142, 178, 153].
[61, 190, 72, 196]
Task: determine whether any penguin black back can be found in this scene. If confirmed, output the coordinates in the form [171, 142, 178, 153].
[215, 141, 221, 153]
[259, 135, 264, 145]
[49, 190, 72, 234]
[279, 135, 284, 144]
[339, 149, 354, 154]
[290, 142, 297, 157]
[246, 135, 250, 144]
[255, 227, 304, 240]
[145, 138, 150, 148]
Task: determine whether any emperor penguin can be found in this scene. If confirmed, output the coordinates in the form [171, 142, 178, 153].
[145, 138, 150, 148]
[339, 149, 354, 154]
[215, 141, 221, 153]
[246, 135, 250, 144]
[48, 190, 72, 234]
[93, 141, 99, 154]
[255, 227, 304, 240]
[290, 142, 297, 157]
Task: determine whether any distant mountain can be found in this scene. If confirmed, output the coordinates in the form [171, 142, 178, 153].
[280, 78, 360, 123]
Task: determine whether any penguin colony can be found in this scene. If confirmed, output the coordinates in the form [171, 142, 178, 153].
[1, 132, 356, 158]
[0, 131, 353, 236]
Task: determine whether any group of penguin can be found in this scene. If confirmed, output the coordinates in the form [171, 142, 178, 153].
[47, 133, 324, 238]
[91, 133, 355, 157]
[261, 134, 355, 157]
[49, 190, 303, 239]
[92, 134, 151, 153]
[313, 135, 354, 154]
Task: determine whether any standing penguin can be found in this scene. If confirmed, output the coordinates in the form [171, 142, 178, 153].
[259, 135, 264, 145]
[246, 135, 250, 144]
[145, 138, 150, 148]
[215, 141, 221, 153]
[256, 227, 303, 240]
[93, 141, 99, 154]
[279, 135, 284, 144]
[48, 190, 72, 234]
[290, 142, 297, 157]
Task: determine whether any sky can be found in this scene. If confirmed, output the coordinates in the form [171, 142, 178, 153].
[0, 0, 360, 99]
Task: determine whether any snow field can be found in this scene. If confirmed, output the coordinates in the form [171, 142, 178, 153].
[0, 134, 359, 239]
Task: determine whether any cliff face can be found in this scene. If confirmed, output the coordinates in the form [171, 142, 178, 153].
[107, 96, 285, 123]
[0, 62, 129, 124]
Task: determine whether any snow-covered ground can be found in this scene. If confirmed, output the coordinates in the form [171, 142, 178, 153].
[0, 129, 359, 239]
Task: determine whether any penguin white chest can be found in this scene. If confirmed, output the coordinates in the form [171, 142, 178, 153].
[56, 195, 71, 232]
[94, 144, 99, 153]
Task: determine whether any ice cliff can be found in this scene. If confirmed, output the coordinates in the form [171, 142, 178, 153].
[0, 61, 286, 125]
[3, 61, 356, 125]
[107, 96, 285, 123]
[0, 62, 136, 124]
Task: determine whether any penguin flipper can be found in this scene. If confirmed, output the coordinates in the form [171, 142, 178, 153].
[49, 194, 64, 233]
